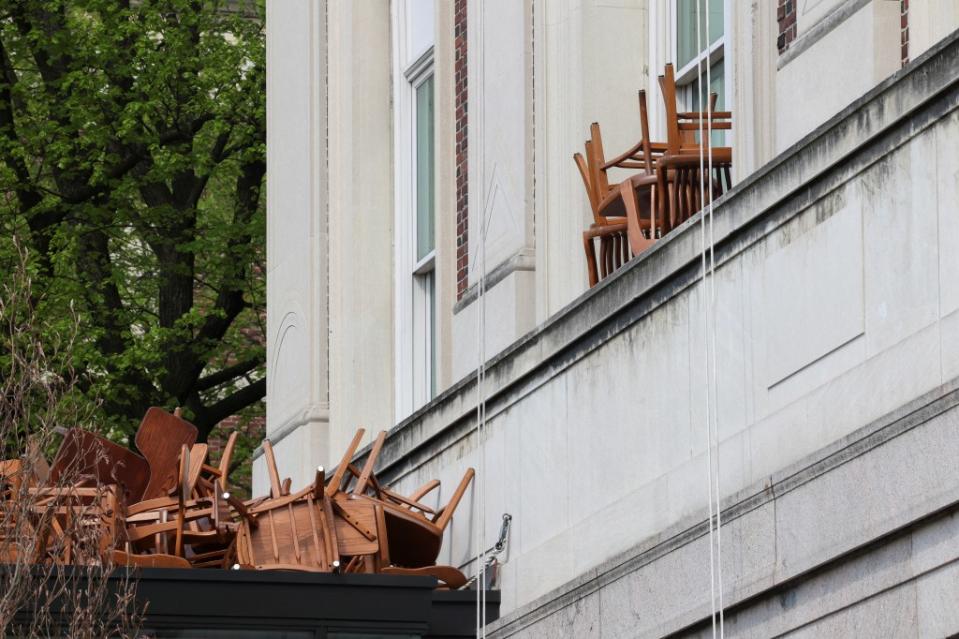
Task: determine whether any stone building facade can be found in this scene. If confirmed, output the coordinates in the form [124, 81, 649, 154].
[261, 1, 959, 636]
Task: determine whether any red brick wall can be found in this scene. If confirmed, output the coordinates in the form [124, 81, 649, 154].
[454, 0, 468, 299]
[777, 0, 797, 54]
[900, 0, 909, 66]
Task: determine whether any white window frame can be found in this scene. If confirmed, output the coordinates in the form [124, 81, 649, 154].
[392, 1, 437, 421]
[670, 0, 731, 114]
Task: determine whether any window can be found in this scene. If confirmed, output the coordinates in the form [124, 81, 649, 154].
[674, 0, 726, 145]
[393, 1, 437, 419]
[411, 71, 436, 405]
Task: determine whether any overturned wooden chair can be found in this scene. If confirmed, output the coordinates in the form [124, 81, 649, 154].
[235, 438, 383, 573]
[336, 430, 475, 587]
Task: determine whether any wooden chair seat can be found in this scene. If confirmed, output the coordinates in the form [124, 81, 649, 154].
[113, 549, 191, 569]
[236, 441, 354, 572]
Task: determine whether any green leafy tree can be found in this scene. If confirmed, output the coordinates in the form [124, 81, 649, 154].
[0, 0, 265, 443]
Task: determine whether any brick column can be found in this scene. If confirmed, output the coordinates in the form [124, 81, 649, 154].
[777, 0, 797, 54]
[900, 0, 909, 66]
[454, 0, 468, 299]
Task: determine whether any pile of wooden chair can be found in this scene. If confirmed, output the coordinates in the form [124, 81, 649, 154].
[577, 63, 733, 287]
[0, 408, 474, 589]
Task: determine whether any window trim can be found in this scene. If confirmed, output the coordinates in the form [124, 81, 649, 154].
[392, 0, 437, 421]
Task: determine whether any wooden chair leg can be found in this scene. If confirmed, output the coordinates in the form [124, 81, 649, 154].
[622, 181, 655, 256]
[433, 468, 475, 532]
[353, 430, 386, 496]
[218, 431, 238, 492]
[262, 439, 282, 499]
[583, 232, 599, 287]
[599, 237, 609, 279]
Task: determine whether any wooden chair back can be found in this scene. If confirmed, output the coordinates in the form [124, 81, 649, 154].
[29, 484, 122, 565]
[135, 408, 198, 500]
[574, 145, 603, 223]
[49, 428, 150, 504]
[658, 63, 732, 154]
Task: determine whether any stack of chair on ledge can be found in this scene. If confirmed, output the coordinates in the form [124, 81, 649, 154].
[0, 408, 473, 590]
[238, 428, 474, 589]
[577, 63, 734, 287]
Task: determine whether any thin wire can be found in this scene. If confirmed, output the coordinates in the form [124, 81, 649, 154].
[704, 4, 725, 636]
[694, 2, 718, 638]
[475, 197, 489, 639]
[473, 2, 489, 632]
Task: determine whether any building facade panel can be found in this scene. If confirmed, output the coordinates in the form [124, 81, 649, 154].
[264, 1, 959, 633]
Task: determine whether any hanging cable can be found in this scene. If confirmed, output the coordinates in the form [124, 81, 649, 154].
[474, 189, 489, 639]
[704, 3, 725, 635]
[695, 0, 717, 639]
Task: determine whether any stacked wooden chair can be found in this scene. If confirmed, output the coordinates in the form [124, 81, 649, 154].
[236, 428, 474, 589]
[656, 63, 733, 233]
[576, 64, 733, 286]
[0, 410, 474, 590]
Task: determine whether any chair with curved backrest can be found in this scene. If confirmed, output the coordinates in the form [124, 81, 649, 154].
[575, 92, 669, 286]
[135, 407, 199, 500]
[656, 63, 733, 232]
[574, 145, 630, 287]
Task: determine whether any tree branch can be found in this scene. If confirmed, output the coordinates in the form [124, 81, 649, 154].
[187, 377, 265, 440]
[195, 356, 263, 393]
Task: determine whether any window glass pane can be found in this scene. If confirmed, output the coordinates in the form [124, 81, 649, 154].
[689, 59, 725, 111]
[688, 59, 725, 146]
[415, 75, 435, 261]
[428, 272, 436, 399]
[676, 0, 723, 69]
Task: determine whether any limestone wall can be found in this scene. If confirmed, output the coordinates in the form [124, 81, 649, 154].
[363, 31, 959, 632]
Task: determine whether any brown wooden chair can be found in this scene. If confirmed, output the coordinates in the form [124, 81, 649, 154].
[135, 407, 199, 500]
[341, 430, 475, 570]
[574, 141, 631, 287]
[124, 445, 236, 568]
[575, 92, 669, 286]
[235, 439, 356, 572]
[29, 484, 123, 565]
[657, 63, 733, 232]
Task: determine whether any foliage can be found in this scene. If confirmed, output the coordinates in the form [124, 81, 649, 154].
[0, 0, 266, 444]
[0, 243, 141, 638]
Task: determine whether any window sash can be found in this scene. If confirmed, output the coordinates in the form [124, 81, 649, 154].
[676, 0, 723, 70]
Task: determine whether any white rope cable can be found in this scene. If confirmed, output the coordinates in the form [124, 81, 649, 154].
[704, 4, 725, 635]
[695, 2, 719, 637]
[474, 198, 489, 639]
